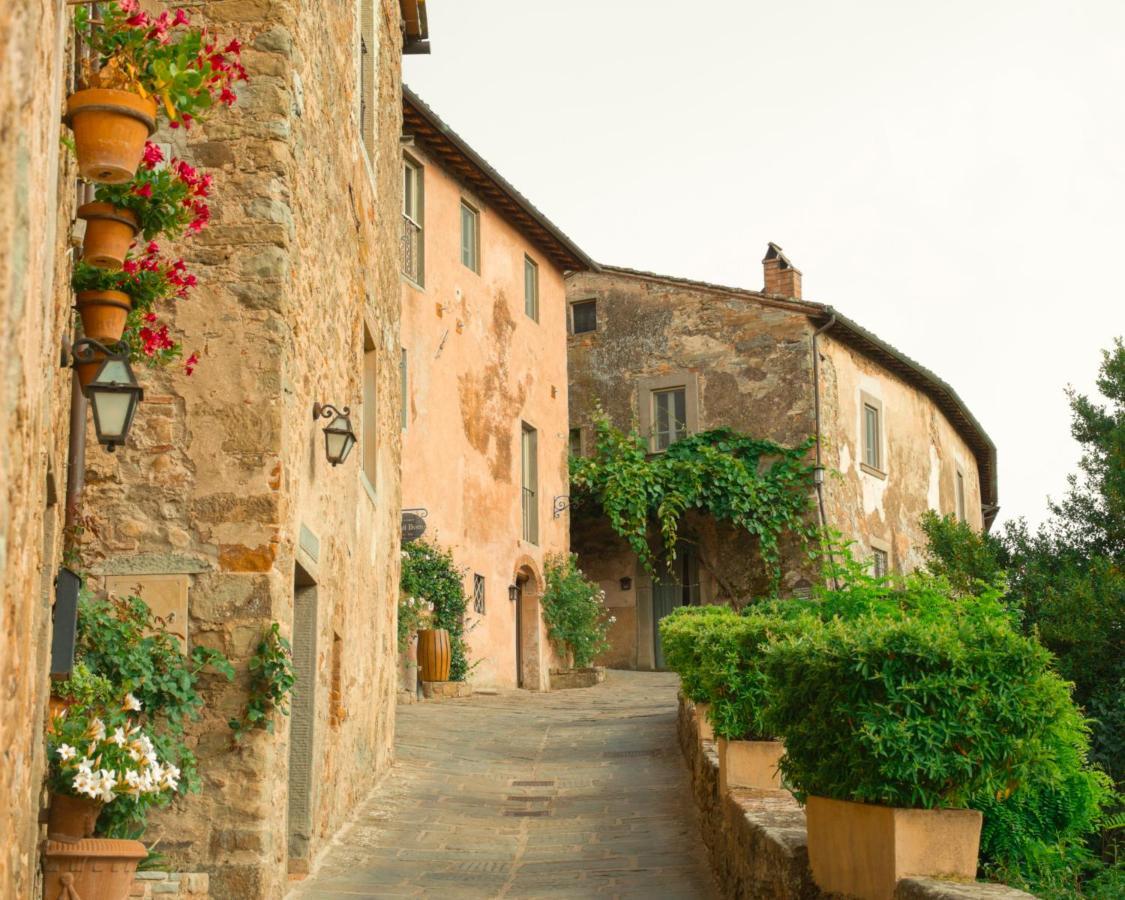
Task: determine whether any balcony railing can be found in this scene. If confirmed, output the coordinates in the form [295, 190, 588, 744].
[401, 215, 422, 284]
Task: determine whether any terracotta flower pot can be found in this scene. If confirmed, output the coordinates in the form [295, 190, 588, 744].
[43, 838, 146, 900]
[694, 702, 714, 742]
[75, 347, 109, 390]
[76, 290, 132, 344]
[79, 202, 139, 269]
[805, 795, 983, 900]
[717, 738, 785, 793]
[417, 628, 452, 682]
[66, 88, 157, 184]
[47, 793, 103, 841]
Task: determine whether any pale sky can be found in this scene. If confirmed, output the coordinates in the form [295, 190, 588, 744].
[405, 0, 1125, 530]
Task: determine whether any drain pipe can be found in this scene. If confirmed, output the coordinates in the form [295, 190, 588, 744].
[64, 370, 87, 532]
[811, 313, 837, 588]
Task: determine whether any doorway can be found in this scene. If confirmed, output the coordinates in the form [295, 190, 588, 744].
[287, 563, 318, 868]
[512, 565, 543, 690]
[652, 544, 698, 669]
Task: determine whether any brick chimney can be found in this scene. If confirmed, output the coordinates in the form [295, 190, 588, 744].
[762, 242, 802, 299]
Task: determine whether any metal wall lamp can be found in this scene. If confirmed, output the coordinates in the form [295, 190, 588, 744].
[73, 338, 143, 452]
[313, 402, 356, 466]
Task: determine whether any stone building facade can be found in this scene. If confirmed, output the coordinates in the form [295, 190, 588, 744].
[0, 3, 79, 897]
[399, 89, 596, 689]
[567, 246, 997, 670]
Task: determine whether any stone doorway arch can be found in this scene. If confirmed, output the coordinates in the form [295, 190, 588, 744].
[512, 557, 547, 691]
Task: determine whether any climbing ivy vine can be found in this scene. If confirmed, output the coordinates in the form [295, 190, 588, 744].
[569, 417, 818, 586]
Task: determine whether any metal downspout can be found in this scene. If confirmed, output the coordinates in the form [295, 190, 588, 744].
[812, 314, 837, 588]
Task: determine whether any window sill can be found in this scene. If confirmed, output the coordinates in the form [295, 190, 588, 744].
[860, 462, 887, 480]
[401, 274, 425, 292]
[360, 472, 378, 507]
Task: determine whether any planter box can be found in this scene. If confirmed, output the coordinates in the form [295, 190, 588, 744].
[694, 702, 714, 742]
[717, 738, 784, 793]
[805, 795, 983, 900]
[549, 666, 606, 690]
[421, 680, 472, 700]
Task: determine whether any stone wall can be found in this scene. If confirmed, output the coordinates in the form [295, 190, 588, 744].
[0, 2, 77, 897]
[76, 2, 406, 896]
[676, 696, 1035, 900]
[130, 871, 210, 898]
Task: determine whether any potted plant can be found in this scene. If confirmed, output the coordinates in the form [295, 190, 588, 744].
[398, 594, 434, 692]
[400, 542, 471, 683]
[540, 553, 616, 688]
[762, 597, 1085, 900]
[658, 604, 740, 743]
[80, 143, 213, 268]
[72, 241, 197, 378]
[43, 697, 179, 900]
[68, 2, 246, 183]
[695, 606, 798, 793]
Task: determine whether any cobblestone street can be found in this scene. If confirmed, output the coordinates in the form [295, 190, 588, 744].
[291, 671, 717, 899]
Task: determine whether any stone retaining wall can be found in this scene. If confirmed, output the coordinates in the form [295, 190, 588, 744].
[677, 696, 1036, 900]
[129, 871, 209, 898]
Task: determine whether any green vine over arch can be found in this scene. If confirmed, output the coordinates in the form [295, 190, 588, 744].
[570, 417, 818, 587]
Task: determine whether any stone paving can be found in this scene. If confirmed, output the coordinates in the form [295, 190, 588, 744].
[291, 671, 718, 899]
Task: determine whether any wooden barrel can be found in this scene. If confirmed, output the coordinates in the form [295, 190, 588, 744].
[417, 628, 451, 682]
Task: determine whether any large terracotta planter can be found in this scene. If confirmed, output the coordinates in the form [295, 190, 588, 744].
[805, 795, 983, 900]
[43, 838, 146, 900]
[47, 794, 102, 840]
[717, 738, 785, 793]
[66, 88, 157, 184]
[694, 702, 714, 742]
[76, 290, 132, 343]
[79, 203, 139, 269]
[417, 628, 451, 682]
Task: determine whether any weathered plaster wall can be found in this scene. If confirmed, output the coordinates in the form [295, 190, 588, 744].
[0, 3, 75, 896]
[566, 268, 988, 669]
[819, 333, 984, 572]
[77, 2, 405, 896]
[400, 141, 569, 690]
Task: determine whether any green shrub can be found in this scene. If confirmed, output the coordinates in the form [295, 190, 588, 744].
[400, 541, 470, 681]
[657, 605, 740, 703]
[540, 553, 613, 669]
[697, 604, 803, 741]
[763, 609, 1083, 810]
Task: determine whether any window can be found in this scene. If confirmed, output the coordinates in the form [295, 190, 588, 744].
[872, 548, 889, 578]
[568, 427, 583, 457]
[460, 200, 479, 272]
[860, 393, 884, 475]
[362, 325, 377, 485]
[521, 423, 538, 544]
[652, 388, 687, 452]
[524, 255, 539, 321]
[400, 348, 408, 431]
[402, 158, 423, 284]
[571, 299, 596, 334]
[955, 468, 966, 522]
[473, 574, 486, 615]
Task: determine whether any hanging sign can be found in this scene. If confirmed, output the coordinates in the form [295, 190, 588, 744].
[401, 510, 427, 543]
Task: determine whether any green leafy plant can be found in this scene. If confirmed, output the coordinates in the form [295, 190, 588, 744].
[74, 2, 246, 127]
[570, 416, 816, 589]
[94, 143, 211, 241]
[657, 605, 740, 703]
[540, 553, 613, 669]
[400, 541, 471, 681]
[229, 623, 296, 741]
[69, 588, 233, 837]
[397, 594, 434, 653]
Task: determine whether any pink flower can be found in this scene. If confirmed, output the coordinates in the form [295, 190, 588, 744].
[133, 182, 153, 199]
[145, 241, 160, 256]
[184, 352, 199, 376]
[142, 142, 163, 169]
[125, 12, 149, 29]
[143, 312, 158, 323]
[224, 39, 242, 55]
[219, 88, 236, 106]
[172, 9, 190, 27]
[119, 0, 139, 12]
[122, 259, 139, 275]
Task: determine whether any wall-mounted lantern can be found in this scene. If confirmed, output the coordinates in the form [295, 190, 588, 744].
[313, 402, 356, 466]
[619, 576, 633, 592]
[73, 338, 143, 452]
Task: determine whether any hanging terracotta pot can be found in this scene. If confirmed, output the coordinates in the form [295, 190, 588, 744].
[417, 628, 452, 682]
[75, 347, 109, 390]
[43, 838, 146, 900]
[66, 88, 157, 184]
[76, 290, 132, 344]
[79, 203, 139, 269]
[47, 793, 103, 841]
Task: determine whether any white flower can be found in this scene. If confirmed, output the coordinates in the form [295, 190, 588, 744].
[56, 744, 77, 762]
[72, 770, 99, 799]
[122, 693, 142, 712]
[108, 727, 127, 747]
[161, 763, 180, 791]
[76, 758, 93, 775]
[609, 616, 617, 624]
[87, 718, 106, 741]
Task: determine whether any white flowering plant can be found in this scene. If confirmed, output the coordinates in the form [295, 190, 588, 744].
[397, 593, 435, 652]
[47, 695, 179, 814]
[541, 553, 614, 669]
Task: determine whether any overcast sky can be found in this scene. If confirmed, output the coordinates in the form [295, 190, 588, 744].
[405, 0, 1124, 530]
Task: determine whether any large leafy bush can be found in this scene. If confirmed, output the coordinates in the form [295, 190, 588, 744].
[400, 541, 470, 681]
[540, 553, 613, 668]
[657, 605, 739, 703]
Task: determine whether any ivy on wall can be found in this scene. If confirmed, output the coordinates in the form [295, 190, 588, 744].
[569, 416, 817, 589]
[400, 541, 471, 681]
